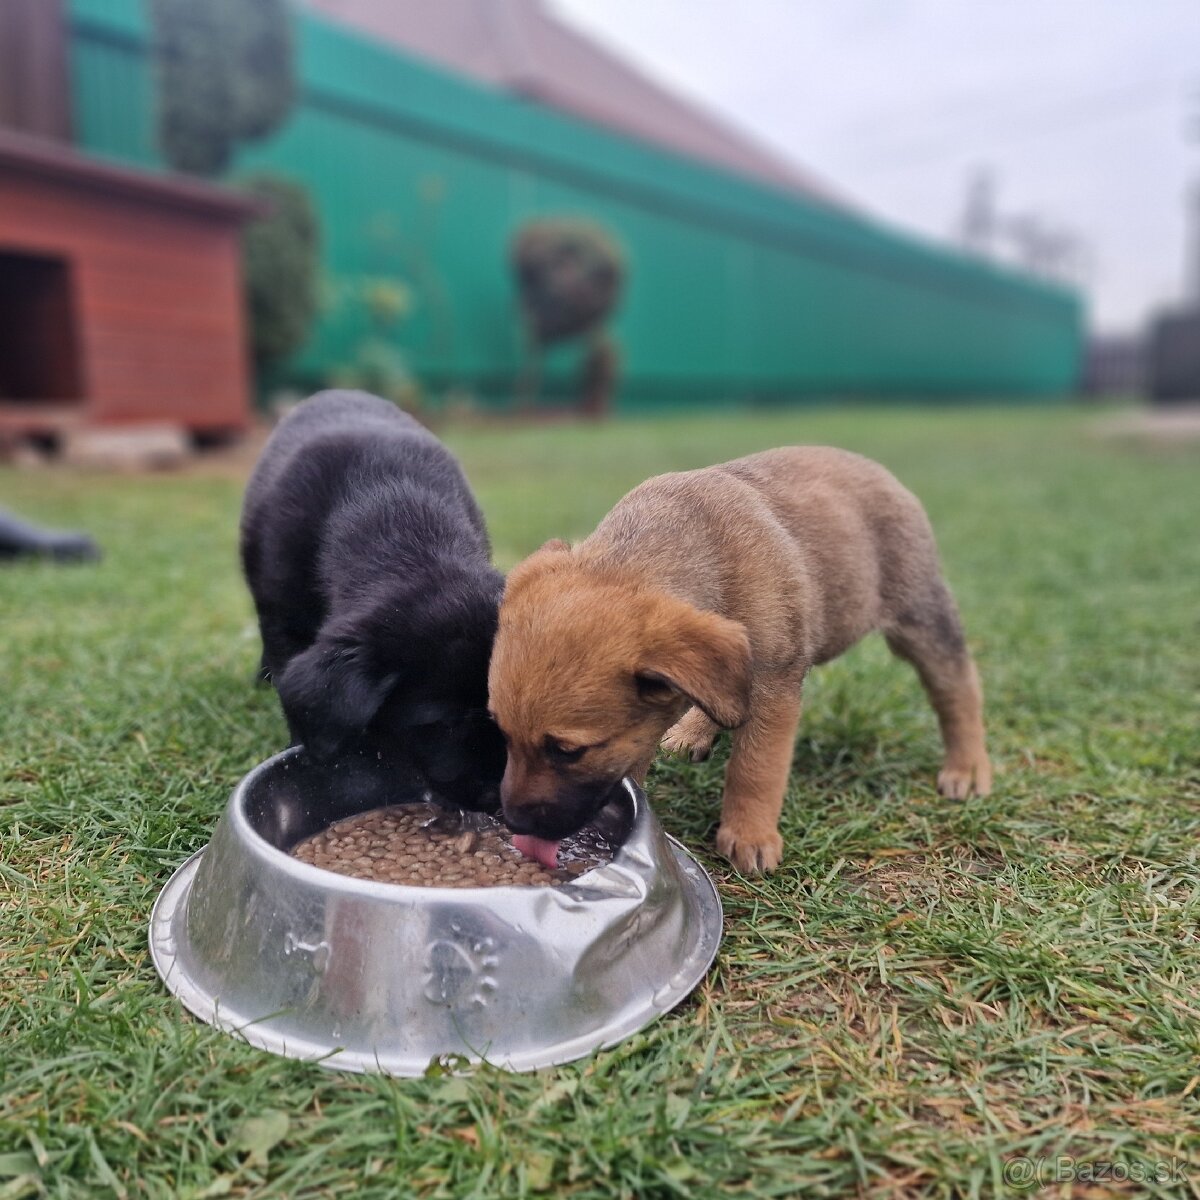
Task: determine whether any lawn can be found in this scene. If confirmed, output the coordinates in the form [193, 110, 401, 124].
[1, 405, 1198, 1198]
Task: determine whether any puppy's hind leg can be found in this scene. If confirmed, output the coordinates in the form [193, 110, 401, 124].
[662, 707, 721, 762]
[884, 580, 992, 799]
[716, 689, 803, 874]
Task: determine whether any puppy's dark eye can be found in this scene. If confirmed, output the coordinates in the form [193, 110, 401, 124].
[544, 736, 586, 764]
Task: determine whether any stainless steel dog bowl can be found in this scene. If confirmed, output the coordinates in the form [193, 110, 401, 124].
[150, 748, 722, 1075]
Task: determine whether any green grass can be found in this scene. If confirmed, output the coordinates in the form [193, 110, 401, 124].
[1, 405, 1198, 1198]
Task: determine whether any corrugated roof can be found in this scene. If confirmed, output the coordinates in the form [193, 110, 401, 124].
[302, 0, 845, 208]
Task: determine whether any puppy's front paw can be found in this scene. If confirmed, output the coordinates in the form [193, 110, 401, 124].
[937, 754, 993, 800]
[661, 709, 719, 763]
[716, 822, 783, 875]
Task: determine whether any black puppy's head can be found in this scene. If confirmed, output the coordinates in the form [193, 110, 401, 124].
[276, 570, 506, 810]
[375, 628, 507, 812]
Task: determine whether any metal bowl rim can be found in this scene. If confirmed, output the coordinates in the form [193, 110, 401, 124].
[228, 748, 648, 898]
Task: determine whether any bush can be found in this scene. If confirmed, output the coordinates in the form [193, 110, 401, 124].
[240, 175, 320, 369]
[149, 0, 295, 176]
[510, 218, 625, 344]
[324, 277, 420, 410]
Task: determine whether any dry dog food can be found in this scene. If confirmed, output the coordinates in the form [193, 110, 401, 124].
[290, 803, 611, 887]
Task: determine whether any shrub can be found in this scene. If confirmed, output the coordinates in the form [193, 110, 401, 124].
[510, 218, 625, 344]
[324, 277, 420, 410]
[240, 175, 320, 370]
[149, 0, 295, 176]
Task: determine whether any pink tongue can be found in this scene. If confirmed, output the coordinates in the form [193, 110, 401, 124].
[513, 834, 560, 870]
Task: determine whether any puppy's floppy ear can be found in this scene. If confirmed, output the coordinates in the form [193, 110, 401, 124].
[275, 636, 398, 761]
[538, 538, 570, 553]
[636, 596, 752, 729]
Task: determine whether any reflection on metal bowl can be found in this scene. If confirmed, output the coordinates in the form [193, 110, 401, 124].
[149, 748, 722, 1075]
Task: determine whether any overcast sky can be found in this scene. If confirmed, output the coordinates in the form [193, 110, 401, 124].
[552, 0, 1200, 333]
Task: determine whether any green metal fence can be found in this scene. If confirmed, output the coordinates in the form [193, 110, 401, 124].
[67, 0, 1083, 409]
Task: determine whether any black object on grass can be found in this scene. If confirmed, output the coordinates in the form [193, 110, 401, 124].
[0, 509, 101, 563]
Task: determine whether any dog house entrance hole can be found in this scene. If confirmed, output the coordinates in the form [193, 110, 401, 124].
[0, 250, 83, 403]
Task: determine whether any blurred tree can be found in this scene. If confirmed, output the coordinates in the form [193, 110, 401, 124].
[228, 0, 295, 140]
[240, 175, 320, 370]
[510, 218, 625, 415]
[512, 219, 623, 343]
[149, 0, 295, 176]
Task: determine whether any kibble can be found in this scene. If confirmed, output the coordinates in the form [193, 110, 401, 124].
[290, 803, 610, 887]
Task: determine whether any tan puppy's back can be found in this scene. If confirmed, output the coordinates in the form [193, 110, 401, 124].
[583, 446, 941, 669]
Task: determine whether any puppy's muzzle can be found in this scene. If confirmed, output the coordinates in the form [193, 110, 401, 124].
[502, 778, 617, 841]
[502, 798, 591, 840]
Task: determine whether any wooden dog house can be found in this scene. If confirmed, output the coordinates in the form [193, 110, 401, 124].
[0, 128, 261, 443]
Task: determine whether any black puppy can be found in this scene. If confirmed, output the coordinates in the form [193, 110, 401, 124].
[240, 390, 506, 810]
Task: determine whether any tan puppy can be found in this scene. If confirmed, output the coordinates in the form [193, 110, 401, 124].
[488, 447, 992, 873]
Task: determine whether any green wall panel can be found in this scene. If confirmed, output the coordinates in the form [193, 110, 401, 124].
[66, 0, 1082, 407]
